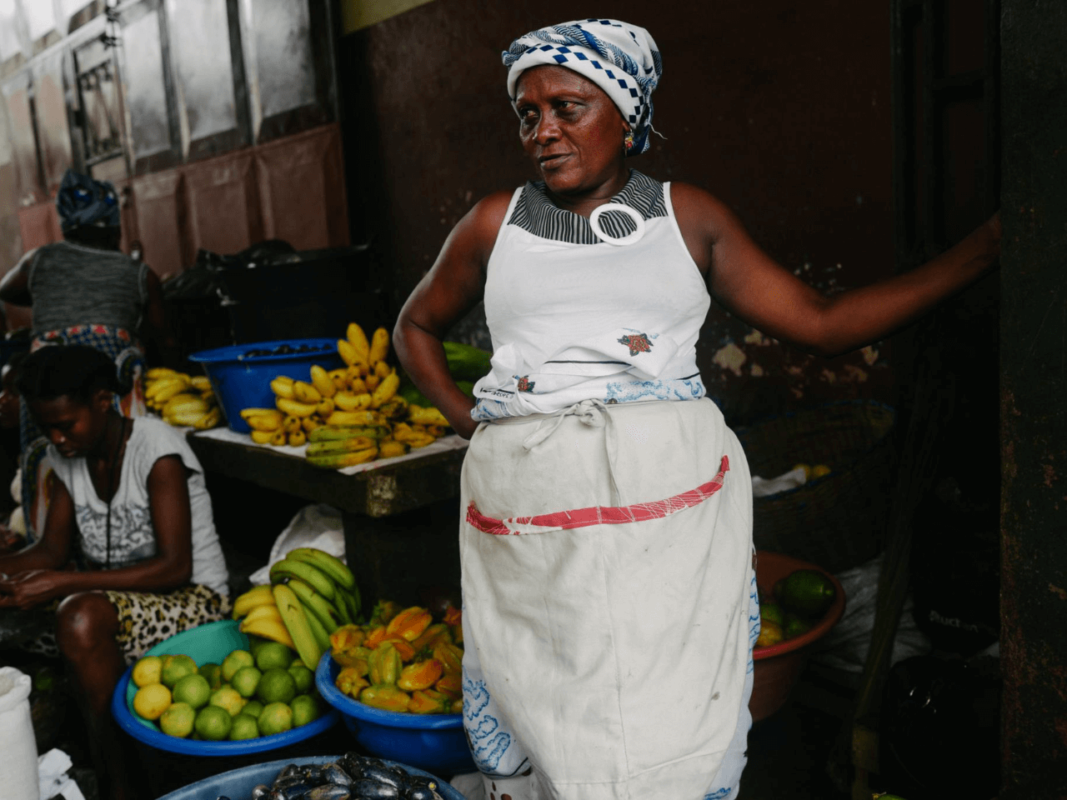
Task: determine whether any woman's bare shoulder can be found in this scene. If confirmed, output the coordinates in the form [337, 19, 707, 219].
[464, 190, 515, 238]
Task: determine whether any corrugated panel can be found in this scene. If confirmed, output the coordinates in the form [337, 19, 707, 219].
[255, 123, 348, 250]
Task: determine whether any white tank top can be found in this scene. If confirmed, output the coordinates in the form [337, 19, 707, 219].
[472, 170, 711, 420]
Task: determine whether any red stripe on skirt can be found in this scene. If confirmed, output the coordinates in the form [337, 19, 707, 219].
[466, 455, 730, 535]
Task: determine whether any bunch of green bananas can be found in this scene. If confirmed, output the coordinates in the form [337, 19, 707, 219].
[230, 548, 362, 671]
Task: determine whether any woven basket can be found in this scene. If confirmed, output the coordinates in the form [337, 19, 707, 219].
[733, 400, 897, 574]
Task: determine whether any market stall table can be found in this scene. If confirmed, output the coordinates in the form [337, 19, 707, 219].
[185, 428, 469, 605]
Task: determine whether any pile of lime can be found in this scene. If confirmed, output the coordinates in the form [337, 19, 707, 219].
[130, 637, 321, 741]
[756, 568, 837, 649]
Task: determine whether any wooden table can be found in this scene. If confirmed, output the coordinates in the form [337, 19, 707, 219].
[186, 432, 468, 606]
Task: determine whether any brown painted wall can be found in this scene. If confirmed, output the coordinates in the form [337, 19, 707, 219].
[340, 1, 896, 424]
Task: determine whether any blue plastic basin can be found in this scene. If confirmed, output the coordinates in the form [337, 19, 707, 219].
[189, 338, 343, 433]
[111, 619, 339, 756]
[156, 754, 467, 800]
[316, 651, 476, 776]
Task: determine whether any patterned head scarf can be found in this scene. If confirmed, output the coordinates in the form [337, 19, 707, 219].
[56, 168, 120, 233]
[503, 19, 663, 157]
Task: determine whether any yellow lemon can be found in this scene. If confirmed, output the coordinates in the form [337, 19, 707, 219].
[210, 685, 247, 716]
[159, 702, 196, 738]
[131, 656, 163, 688]
[755, 619, 784, 649]
[812, 464, 832, 478]
[257, 702, 293, 736]
[133, 683, 172, 721]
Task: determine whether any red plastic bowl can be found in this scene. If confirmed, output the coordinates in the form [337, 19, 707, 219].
[750, 551, 846, 722]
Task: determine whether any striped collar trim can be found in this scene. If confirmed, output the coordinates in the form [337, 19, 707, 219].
[508, 169, 667, 244]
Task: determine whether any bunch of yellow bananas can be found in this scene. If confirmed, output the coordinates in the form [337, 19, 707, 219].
[231, 547, 362, 672]
[144, 368, 222, 430]
[238, 323, 451, 462]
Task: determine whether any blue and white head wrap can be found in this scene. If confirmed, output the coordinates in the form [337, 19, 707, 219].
[56, 169, 120, 233]
[503, 19, 662, 157]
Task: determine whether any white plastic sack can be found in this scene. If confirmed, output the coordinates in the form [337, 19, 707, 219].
[751, 466, 807, 497]
[808, 554, 932, 672]
[37, 749, 85, 800]
[0, 667, 39, 800]
[249, 504, 345, 586]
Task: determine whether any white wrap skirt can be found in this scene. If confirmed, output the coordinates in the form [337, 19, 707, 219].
[459, 398, 759, 800]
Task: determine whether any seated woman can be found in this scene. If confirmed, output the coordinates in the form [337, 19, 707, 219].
[0, 345, 229, 800]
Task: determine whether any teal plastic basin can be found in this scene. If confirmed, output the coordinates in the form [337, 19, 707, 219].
[111, 618, 339, 756]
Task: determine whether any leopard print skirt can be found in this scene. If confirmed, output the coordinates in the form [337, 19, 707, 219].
[21, 584, 231, 664]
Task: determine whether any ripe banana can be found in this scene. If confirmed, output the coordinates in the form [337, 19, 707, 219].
[301, 417, 321, 434]
[164, 394, 209, 416]
[408, 405, 451, 427]
[348, 376, 368, 395]
[270, 430, 287, 447]
[346, 323, 371, 362]
[271, 377, 296, 399]
[232, 584, 276, 618]
[334, 391, 372, 412]
[246, 413, 282, 432]
[250, 430, 274, 444]
[308, 424, 389, 442]
[194, 406, 221, 430]
[306, 436, 377, 456]
[288, 429, 306, 447]
[374, 360, 393, 380]
[364, 374, 380, 393]
[293, 381, 322, 404]
[190, 375, 212, 392]
[241, 407, 283, 421]
[146, 367, 180, 380]
[307, 447, 378, 469]
[276, 397, 318, 418]
[315, 398, 335, 416]
[270, 557, 336, 601]
[367, 327, 390, 366]
[272, 583, 323, 671]
[337, 339, 365, 368]
[369, 373, 399, 409]
[149, 380, 189, 404]
[242, 602, 285, 627]
[379, 440, 409, 459]
[282, 415, 302, 434]
[286, 577, 343, 634]
[240, 613, 296, 650]
[310, 365, 337, 399]
[166, 410, 211, 427]
[328, 369, 348, 391]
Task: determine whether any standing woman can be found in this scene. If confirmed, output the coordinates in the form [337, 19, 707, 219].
[0, 345, 229, 800]
[394, 19, 1001, 799]
[0, 169, 176, 542]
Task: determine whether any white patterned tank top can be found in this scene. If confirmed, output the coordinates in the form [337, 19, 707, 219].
[472, 170, 711, 421]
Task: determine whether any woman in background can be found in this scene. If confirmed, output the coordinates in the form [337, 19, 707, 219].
[0, 169, 177, 542]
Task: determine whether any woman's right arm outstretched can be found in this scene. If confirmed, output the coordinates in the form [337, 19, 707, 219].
[393, 192, 511, 440]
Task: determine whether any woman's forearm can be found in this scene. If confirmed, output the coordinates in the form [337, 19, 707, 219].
[815, 214, 1001, 357]
[394, 319, 478, 439]
[0, 538, 65, 575]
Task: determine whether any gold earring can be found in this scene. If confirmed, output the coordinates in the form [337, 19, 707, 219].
[624, 130, 635, 152]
